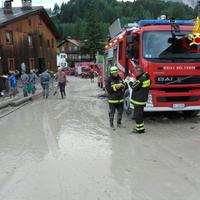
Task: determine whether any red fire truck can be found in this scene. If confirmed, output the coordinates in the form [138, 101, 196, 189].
[104, 19, 200, 116]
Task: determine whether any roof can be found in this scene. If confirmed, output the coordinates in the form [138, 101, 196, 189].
[58, 38, 81, 48]
[0, 6, 59, 38]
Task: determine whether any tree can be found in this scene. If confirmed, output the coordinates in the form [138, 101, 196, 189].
[50, 0, 197, 41]
[52, 3, 60, 16]
[84, 0, 105, 58]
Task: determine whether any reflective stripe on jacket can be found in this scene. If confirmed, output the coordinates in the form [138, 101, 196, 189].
[106, 75, 125, 104]
[129, 73, 151, 106]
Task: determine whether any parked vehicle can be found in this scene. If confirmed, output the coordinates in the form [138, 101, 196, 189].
[75, 62, 97, 79]
[104, 18, 200, 116]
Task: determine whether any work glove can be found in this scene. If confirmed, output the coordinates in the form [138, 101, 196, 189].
[116, 83, 124, 89]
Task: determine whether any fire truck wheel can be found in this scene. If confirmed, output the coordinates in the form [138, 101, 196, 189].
[183, 111, 199, 118]
[124, 89, 132, 115]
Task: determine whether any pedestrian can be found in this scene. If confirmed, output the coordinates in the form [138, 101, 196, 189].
[128, 66, 151, 134]
[21, 71, 29, 97]
[8, 72, 17, 98]
[55, 67, 66, 99]
[29, 69, 38, 94]
[40, 69, 51, 99]
[105, 66, 125, 130]
[90, 68, 95, 83]
[63, 68, 68, 92]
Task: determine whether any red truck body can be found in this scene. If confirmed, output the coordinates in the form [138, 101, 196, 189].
[104, 19, 200, 113]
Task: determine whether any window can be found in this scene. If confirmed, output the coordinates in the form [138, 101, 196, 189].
[142, 31, 200, 62]
[47, 39, 50, 48]
[28, 34, 33, 46]
[28, 19, 32, 26]
[6, 31, 13, 44]
[119, 42, 123, 60]
[39, 17, 42, 25]
[8, 58, 15, 70]
[51, 38, 54, 48]
[39, 35, 43, 47]
[29, 58, 35, 70]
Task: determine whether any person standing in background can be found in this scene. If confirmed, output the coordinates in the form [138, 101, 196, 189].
[29, 70, 38, 94]
[8, 72, 17, 98]
[21, 71, 29, 97]
[55, 68, 66, 99]
[40, 69, 51, 99]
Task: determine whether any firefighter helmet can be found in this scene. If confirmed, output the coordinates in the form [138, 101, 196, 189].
[110, 66, 118, 74]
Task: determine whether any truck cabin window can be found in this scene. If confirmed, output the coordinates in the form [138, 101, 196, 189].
[143, 31, 200, 62]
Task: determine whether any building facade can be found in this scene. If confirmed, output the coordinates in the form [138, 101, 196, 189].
[58, 39, 93, 65]
[0, 1, 59, 75]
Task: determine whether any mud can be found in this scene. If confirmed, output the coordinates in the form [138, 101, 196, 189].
[0, 77, 200, 200]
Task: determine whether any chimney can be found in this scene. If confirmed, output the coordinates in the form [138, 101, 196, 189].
[3, 0, 13, 15]
[21, 0, 32, 10]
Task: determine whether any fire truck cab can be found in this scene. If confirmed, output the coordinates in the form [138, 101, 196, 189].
[104, 19, 200, 115]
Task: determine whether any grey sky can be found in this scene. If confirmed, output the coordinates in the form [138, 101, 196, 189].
[2, 0, 135, 9]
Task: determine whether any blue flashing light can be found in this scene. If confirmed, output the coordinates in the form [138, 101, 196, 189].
[139, 19, 194, 27]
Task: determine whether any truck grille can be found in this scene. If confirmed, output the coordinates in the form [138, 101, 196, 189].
[156, 76, 200, 85]
[157, 96, 200, 102]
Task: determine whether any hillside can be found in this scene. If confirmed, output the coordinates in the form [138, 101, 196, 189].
[164, 0, 197, 8]
[49, 0, 198, 53]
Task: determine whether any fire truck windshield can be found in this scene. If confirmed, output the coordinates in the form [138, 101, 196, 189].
[143, 31, 200, 62]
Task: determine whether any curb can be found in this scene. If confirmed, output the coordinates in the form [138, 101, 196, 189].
[0, 91, 43, 109]
[10, 96, 32, 107]
[0, 99, 14, 109]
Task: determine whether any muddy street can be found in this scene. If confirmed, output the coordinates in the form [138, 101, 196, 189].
[0, 77, 200, 200]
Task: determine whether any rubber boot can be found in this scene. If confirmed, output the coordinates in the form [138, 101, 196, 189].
[132, 128, 145, 134]
[109, 118, 116, 131]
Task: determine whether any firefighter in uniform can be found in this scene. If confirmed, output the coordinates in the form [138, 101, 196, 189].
[129, 66, 151, 134]
[106, 66, 125, 130]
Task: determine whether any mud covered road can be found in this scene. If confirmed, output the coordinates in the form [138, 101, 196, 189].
[0, 77, 200, 200]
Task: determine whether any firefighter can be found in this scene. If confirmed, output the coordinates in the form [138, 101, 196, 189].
[106, 66, 125, 130]
[129, 66, 151, 134]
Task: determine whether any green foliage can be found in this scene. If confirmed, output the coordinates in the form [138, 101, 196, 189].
[52, 3, 60, 16]
[51, 0, 197, 53]
[84, 0, 105, 57]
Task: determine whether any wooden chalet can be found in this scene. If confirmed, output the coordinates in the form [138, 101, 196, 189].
[58, 39, 93, 64]
[0, 0, 59, 75]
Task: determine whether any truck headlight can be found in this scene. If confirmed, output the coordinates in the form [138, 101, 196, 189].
[147, 93, 153, 106]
